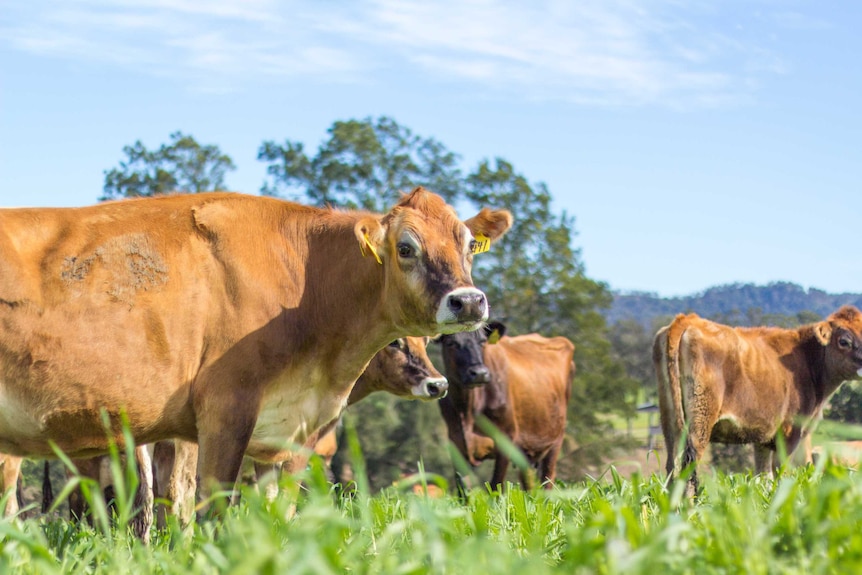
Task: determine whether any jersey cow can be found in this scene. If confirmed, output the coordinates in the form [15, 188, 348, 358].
[654, 306, 862, 495]
[100, 335, 446, 529]
[0, 187, 510, 507]
[438, 322, 574, 490]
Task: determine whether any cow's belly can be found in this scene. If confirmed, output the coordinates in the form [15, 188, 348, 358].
[0, 377, 186, 457]
[710, 414, 774, 445]
[247, 376, 350, 463]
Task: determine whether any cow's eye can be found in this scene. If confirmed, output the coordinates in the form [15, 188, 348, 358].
[397, 242, 415, 258]
[389, 339, 405, 350]
[839, 336, 853, 350]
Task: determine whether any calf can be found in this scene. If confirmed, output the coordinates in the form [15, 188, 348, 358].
[654, 305, 862, 495]
[438, 322, 575, 490]
[152, 335, 447, 526]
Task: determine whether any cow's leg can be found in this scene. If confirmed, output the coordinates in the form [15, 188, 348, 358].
[196, 408, 257, 514]
[131, 445, 154, 545]
[193, 381, 260, 516]
[490, 453, 510, 492]
[152, 441, 174, 530]
[196, 436, 247, 515]
[539, 438, 564, 489]
[68, 457, 102, 522]
[518, 465, 537, 491]
[753, 444, 774, 475]
[680, 394, 721, 498]
[0, 455, 22, 516]
[253, 461, 282, 502]
[153, 440, 198, 528]
[771, 428, 803, 475]
[790, 434, 813, 467]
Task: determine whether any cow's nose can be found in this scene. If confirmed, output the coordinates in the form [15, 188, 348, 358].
[447, 291, 487, 320]
[424, 377, 449, 399]
[466, 365, 490, 386]
[436, 287, 489, 331]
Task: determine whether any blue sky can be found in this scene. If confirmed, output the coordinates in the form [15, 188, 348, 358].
[1, 1, 860, 298]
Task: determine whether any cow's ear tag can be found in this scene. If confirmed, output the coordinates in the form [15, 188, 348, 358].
[361, 233, 383, 265]
[471, 233, 491, 254]
[487, 329, 501, 344]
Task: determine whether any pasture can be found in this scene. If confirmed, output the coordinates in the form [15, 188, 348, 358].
[3, 440, 862, 574]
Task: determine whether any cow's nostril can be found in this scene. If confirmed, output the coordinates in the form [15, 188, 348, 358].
[448, 296, 463, 312]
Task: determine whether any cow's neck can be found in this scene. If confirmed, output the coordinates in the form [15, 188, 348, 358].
[290, 212, 394, 385]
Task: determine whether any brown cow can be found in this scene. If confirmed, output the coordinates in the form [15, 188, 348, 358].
[0, 188, 511, 511]
[438, 322, 575, 491]
[654, 305, 862, 496]
[152, 335, 448, 526]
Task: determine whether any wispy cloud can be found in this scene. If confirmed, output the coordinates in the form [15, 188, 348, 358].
[1, 0, 811, 105]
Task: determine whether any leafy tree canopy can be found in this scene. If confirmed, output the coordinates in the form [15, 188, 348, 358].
[101, 131, 235, 201]
[258, 116, 463, 211]
[464, 158, 639, 475]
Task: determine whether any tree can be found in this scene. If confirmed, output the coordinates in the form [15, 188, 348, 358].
[608, 319, 656, 398]
[102, 132, 235, 200]
[464, 158, 639, 477]
[258, 117, 463, 211]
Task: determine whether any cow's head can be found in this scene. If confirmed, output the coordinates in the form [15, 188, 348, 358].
[813, 305, 862, 380]
[439, 321, 506, 387]
[355, 187, 512, 335]
[354, 336, 449, 400]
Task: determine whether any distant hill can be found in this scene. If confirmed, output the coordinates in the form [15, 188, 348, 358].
[606, 282, 862, 328]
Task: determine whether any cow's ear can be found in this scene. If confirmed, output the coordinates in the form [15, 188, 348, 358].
[485, 321, 506, 344]
[465, 209, 513, 249]
[814, 322, 833, 346]
[355, 216, 385, 265]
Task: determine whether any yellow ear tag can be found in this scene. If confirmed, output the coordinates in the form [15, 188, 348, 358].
[487, 329, 501, 344]
[362, 233, 383, 265]
[471, 233, 491, 254]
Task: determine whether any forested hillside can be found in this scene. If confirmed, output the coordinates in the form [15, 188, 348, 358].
[607, 281, 862, 328]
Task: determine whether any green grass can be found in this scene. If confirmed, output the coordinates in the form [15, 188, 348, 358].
[3, 453, 862, 574]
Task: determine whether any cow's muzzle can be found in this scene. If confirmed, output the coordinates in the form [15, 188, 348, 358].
[464, 365, 491, 387]
[423, 377, 449, 399]
[436, 287, 488, 331]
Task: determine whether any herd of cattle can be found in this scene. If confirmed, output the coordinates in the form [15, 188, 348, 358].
[1, 187, 862, 536]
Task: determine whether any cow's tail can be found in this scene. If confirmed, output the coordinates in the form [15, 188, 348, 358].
[660, 314, 695, 477]
[41, 461, 54, 514]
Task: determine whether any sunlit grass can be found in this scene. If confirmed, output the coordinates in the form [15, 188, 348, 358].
[3, 439, 862, 573]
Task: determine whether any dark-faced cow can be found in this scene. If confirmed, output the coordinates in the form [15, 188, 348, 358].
[654, 306, 862, 496]
[438, 322, 575, 490]
[0, 187, 511, 510]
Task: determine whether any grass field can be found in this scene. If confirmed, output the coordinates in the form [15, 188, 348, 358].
[3, 446, 862, 574]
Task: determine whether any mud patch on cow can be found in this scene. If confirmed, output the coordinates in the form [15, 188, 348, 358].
[60, 251, 100, 283]
[60, 234, 168, 304]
